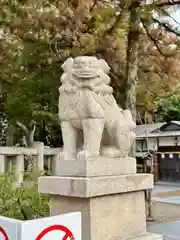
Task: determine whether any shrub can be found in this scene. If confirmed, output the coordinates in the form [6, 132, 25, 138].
[0, 170, 49, 220]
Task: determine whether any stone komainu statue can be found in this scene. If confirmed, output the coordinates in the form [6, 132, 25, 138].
[58, 56, 136, 160]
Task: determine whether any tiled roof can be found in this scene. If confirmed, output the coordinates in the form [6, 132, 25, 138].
[137, 131, 180, 139]
[136, 121, 180, 139]
[136, 123, 165, 137]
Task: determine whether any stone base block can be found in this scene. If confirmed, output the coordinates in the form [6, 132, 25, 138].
[38, 155, 160, 240]
[56, 157, 136, 177]
[50, 191, 147, 240]
[39, 173, 153, 198]
[131, 233, 163, 240]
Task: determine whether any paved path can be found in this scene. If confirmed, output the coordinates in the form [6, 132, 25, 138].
[152, 183, 180, 195]
[148, 221, 180, 240]
[153, 196, 180, 204]
[148, 182, 180, 239]
[152, 182, 180, 204]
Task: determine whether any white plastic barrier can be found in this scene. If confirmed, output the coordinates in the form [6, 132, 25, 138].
[0, 212, 81, 240]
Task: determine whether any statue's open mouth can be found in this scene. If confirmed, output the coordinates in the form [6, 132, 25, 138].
[72, 69, 98, 78]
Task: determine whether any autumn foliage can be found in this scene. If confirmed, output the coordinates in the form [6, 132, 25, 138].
[0, 0, 179, 144]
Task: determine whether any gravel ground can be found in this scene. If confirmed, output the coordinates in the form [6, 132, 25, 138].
[148, 183, 180, 240]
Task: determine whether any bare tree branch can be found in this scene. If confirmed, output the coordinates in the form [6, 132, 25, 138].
[154, 0, 180, 7]
[161, 9, 180, 27]
[16, 121, 29, 136]
[153, 17, 180, 37]
[141, 18, 166, 56]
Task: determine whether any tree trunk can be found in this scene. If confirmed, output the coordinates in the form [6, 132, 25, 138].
[16, 120, 36, 147]
[124, 0, 140, 122]
[124, 0, 140, 158]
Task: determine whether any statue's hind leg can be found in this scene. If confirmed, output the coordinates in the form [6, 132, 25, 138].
[100, 127, 121, 157]
[114, 121, 135, 157]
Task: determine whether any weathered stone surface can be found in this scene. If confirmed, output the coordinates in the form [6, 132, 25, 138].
[38, 173, 153, 198]
[50, 191, 147, 240]
[58, 56, 136, 160]
[56, 157, 136, 177]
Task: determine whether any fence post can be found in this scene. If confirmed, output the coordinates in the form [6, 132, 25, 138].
[51, 152, 64, 176]
[50, 154, 59, 175]
[14, 154, 24, 186]
[34, 142, 44, 173]
[0, 155, 5, 174]
[50, 155, 55, 175]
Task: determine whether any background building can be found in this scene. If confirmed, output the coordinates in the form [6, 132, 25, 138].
[136, 121, 180, 182]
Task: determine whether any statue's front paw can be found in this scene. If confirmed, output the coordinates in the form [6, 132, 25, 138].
[77, 150, 90, 160]
[119, 150, 129, 158]
[77, 150, 100, 160]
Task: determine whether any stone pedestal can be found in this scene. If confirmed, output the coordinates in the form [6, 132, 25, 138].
[38, 157, 162, 240]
